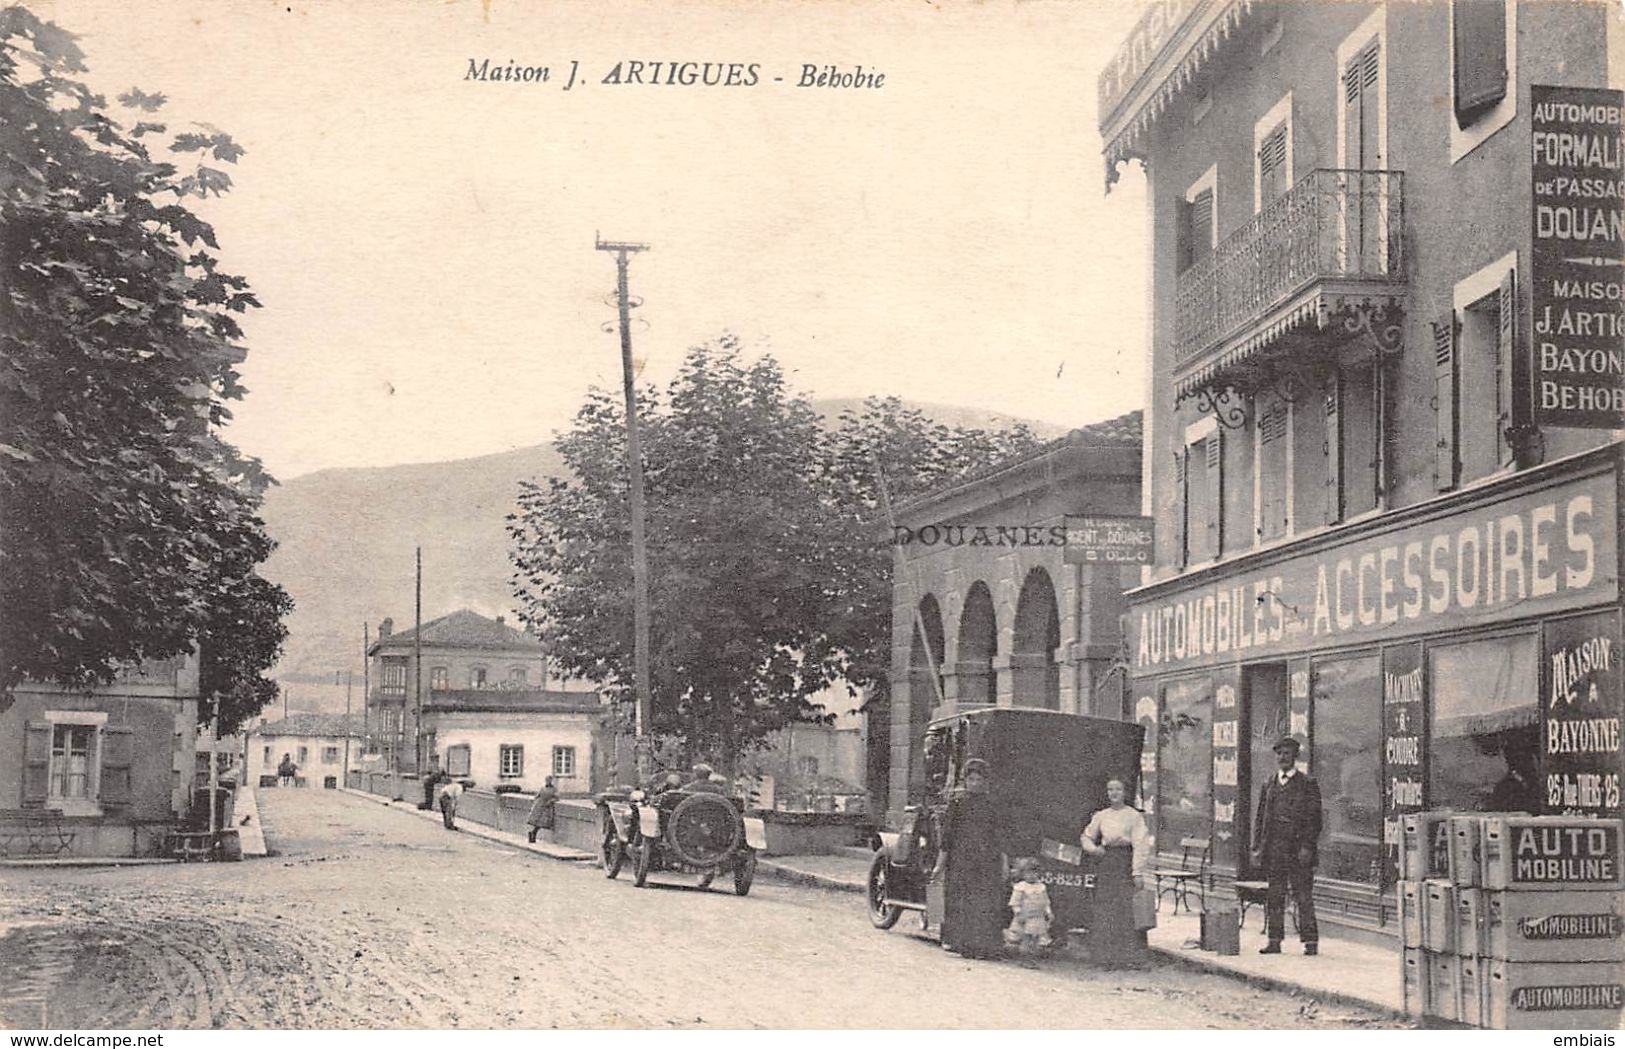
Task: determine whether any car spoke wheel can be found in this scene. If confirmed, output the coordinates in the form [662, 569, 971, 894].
[867, 851, 903, 929]
[602, 834, 624, 879]
[632, 836, 653, 887]
[733, 848, 757, 896]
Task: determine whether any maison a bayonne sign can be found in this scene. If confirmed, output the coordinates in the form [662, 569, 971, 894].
[1531, 84, 1625, 429]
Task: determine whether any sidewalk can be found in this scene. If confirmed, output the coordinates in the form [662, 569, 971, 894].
[755, 849, 1403, 1018]
[337, 787, 597, 862]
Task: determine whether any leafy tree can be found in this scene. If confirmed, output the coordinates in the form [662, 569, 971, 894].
[814, 397, 1041, 725]
[510, 337, 843, 773]
[0, 5, 291, 732]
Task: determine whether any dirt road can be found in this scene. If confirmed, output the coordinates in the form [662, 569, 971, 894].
[0, 790, 1403, 1029]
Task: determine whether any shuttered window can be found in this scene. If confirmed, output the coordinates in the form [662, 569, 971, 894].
[1256, 398, 1290, 542]
[1258, 124, 1289, 204]
[1323, 373, 1343, 525]
[1453, 0, 1508, 128]
[1174, 448, 1190, 567]
[1182, 431, 1223, 565]
[1178, 189, 1214, 273]
[1497, 269, 1518, 465]
[1204, 431, 1224, 559]
[1433, 314, 1460, 491]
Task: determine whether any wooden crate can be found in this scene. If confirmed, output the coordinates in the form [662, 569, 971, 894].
[1484, 889, 1625, 963]
[1481, 816, 1622, 892]
[1423, 878, 1456, 953]
[1482, 959, 1625, 1030]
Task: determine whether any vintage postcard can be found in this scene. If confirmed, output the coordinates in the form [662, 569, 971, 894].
[3, 0, 1624, 1035]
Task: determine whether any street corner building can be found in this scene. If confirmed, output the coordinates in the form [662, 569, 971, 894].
[1100, 0, 1624, 937]
[878, 412, 1144, 819]
[0, 652, 204, 858]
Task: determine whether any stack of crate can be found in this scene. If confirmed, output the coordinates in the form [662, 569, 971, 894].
[1399, 811, 1624, 1029]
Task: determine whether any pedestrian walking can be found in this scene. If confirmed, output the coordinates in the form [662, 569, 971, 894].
[1079, 776, 1150, 968]
[277, 753, 297, 788]
[1251, 736, 1322, 956]
[438, 777, 466, 831]
[526, 777, 558, 843]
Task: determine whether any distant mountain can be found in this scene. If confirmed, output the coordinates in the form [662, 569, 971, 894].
[258, 398, 1068, 711]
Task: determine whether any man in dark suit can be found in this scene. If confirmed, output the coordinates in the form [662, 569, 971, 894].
[1251, 736, 1322, 956]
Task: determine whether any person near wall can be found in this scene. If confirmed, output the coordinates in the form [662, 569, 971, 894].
[1251, 736, 1323, 956]
[938, 758, 1006, 960]
[1080, 776, 1150, 969]
[277, 754, 297, 788]
[438, 777, 466, 831]
[526, 777, 559, 843]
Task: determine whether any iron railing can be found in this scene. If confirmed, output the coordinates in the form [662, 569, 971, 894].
[1174, 169, 1406, 367]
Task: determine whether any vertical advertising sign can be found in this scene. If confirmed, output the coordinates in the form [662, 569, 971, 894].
[1542, 610, 1623, 820]
[1382, 642, 1426, 885]
[1210, 667, 1241, 871]
[1531, 85, 1625, 429]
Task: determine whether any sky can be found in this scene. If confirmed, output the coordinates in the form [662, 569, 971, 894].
[40, 0, 1154, 481]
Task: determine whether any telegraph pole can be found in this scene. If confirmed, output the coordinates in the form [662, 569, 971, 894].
[338, 669, 353, 787]
[362, 622, 370, 758]
[414, 546, 424, 775]
[596, 235, 654, 781]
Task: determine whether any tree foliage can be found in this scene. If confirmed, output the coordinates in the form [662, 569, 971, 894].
[815, 397, 1041, 717]
[510, 337, 840, 771]
[0, 5, 290, 732]
[509, 333, 1043, 772]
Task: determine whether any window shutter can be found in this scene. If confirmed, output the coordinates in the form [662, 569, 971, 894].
[1189, 189, 1214, 268]
[1324, 374, 1343, 524]
[1176, 196, 1192, 273]
[1433, 314, 1459, 490]
[1206, 431, 1224, 557]
[1453, 0, 1507, 128]
[23, 721, 51, 806]
[1175, 447, 1190, 567]
[1259, 124, 1288, 202]
[100, 725, 135, 808]
[1498, 268, 1519, 460]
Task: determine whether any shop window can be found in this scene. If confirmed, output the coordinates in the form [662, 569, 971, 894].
[1157, 677, 1213, 853]
[445, 744, 472, 778]
[430, 666, 448, 691]
[1428, 634, 1539, 813]
[552, 746, 577, 778]
[500, 744, 524, 778]
[324, 776, 338, 789]
[1311, 655, 1383, 885]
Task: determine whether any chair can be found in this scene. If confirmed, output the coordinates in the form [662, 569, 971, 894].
[1149, 837, 1210, 914]
[1234, 878, 1298, 932]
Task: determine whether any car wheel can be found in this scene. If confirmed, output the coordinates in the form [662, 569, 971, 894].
[602, 834, 624, 879]
[867, 851, 903, 930]
[633, 836, 653, 887]
[733, 848, 757, 896]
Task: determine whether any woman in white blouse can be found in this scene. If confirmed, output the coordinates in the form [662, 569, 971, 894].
[1080, 777, 1149, 968]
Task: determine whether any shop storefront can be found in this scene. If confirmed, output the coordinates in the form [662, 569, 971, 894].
[1125, 443, 1624, 935]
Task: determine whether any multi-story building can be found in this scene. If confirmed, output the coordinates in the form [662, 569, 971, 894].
[1100, 0, 1622, 937]
[881, 412, 1143, 817]
[365, 609, 605, 793]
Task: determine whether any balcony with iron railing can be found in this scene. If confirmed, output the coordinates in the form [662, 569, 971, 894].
[1174, 169, 1407, 383]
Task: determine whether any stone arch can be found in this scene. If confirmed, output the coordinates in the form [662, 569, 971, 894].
[906, 595, 946, 803]
[1012, 567, 1061, 710]
[956, 582, 998, 707]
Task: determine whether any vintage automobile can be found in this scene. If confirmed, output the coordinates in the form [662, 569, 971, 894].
[597, 781, 766, 895]
[865, 707, 1144, 941]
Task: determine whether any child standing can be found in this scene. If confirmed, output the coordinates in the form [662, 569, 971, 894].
[1005, 858, 1053, 957]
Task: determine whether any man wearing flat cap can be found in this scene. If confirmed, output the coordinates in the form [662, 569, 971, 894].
[1250, 735, 1322, 955]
